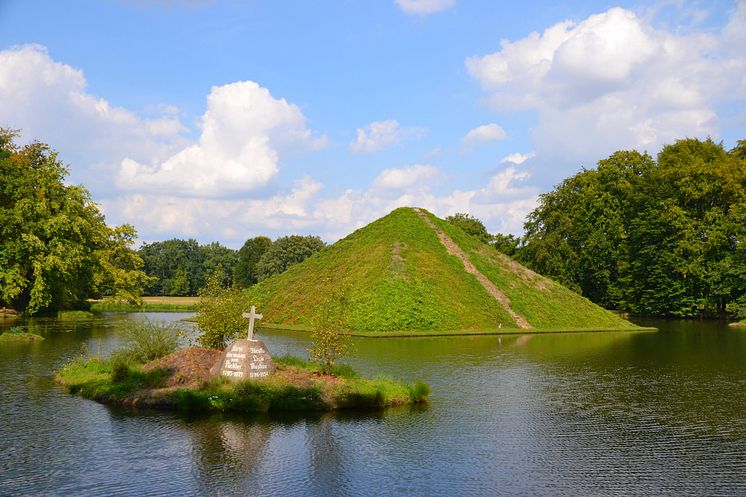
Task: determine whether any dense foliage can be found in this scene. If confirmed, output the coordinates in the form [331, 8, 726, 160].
[445, 213, 492, 243]
[518, 138, 746, 318]
[139, 234, 322, 295]
[233, 236, 271, 288]
[138, 239, 237, 295]
[195, 272, 247, 349]
[255, 235, 326, 282]
[0, 130, 151, 314]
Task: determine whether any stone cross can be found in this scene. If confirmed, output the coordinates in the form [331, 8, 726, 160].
[242, 305, 263, 341]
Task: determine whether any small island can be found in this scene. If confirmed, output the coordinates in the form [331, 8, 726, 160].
[0, 326, 44, 344]
[56, 315, 430, 414]
[56, 349, 429, 413]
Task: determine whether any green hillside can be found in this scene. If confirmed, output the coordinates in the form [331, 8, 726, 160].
[246, 207, 638, 333]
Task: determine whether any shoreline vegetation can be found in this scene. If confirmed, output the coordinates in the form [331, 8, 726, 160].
[0, 327, 44, 343]
[257, 322, 658, 337]
[730, 321, 746, 328]
[56, 348, 430, 413]
[88, 296, 198, 313]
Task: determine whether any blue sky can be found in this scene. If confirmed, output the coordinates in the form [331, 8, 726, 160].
[0, 0, 744, 246]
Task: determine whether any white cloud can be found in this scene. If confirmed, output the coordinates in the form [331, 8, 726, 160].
[106, 163, 537, 243]
[0, 44, 187, 191]
[395, 0, 454, 15]
[118, 81, 323, 197]
[372, 164, 442, 190]
[500, 152, 535, 165]
[349, 119, 426, 154]
[466, 6, 746, 163]
[462, 123, 507, 147]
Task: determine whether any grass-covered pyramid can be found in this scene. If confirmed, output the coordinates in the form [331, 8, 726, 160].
[247, 207, 638, 334]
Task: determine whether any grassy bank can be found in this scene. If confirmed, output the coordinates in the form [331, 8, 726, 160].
[729, 321, 746, 328]
[0, 327, 44, 343]
[257, 323, 656, 337]
[89, 296, 198, 312]
[56, 351, 430, 413]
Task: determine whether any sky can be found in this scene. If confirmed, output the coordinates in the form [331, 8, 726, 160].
[0, 0, 744, 247]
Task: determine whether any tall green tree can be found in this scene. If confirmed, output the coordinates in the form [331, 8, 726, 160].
[445, 213, 492, 243]
[519, 137, 746, 317]
[0, 130, 150, 314]
[233, 236, 271, 288]
[255, 235, 326, 281]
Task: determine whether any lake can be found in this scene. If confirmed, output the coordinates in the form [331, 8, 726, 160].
[1, 313, 745, 496]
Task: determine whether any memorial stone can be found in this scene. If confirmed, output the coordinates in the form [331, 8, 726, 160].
[210, 306, 276, 381]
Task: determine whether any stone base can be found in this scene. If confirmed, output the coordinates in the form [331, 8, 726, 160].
[210, 339, 276, 381]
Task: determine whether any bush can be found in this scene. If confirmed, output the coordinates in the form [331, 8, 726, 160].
[114, 319, 182, 364]
[195, 272, 247, 349]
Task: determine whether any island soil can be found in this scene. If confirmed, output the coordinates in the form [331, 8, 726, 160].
[143, 348, 345, 391]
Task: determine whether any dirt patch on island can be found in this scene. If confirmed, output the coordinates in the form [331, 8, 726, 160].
[144, 348, 223, 388]
[143, 347, 345, 392]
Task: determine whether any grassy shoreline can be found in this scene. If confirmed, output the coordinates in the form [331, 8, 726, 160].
[257, 322, 657, 337]
[0, 329, 44, 343]
[89, 296, 198, 312]
[56, 352, 430, 413]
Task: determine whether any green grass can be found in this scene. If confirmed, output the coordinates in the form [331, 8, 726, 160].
[57, 310, 94, 320]
[0, 326, 44, 343]
[429, 213, 637, 330]
[247, 207, 516, 331]
[56, 353, 430, 413]
[90, 297, 197, 313]
[244, 207, 641, 333]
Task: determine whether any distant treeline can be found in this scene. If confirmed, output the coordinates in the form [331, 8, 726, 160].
[138, 235, 325, 296]
[450, 137, 746, 319]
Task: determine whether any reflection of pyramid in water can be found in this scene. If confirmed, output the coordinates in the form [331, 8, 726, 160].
[247, 207, 638, 332]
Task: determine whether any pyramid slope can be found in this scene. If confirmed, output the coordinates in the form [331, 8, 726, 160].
[247, 207, 636, 332]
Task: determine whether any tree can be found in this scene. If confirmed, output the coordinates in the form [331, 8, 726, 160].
[168, 266, 191, 296]
[445, 213, 492, 243]
[521, 150, 655, 305]
[491, 233, 521, 257]
[201, 242, 237, 288]
[519, 137, 746, 317]
[233, 236, 271, 288]
[0, 129, 150, 314]
[92, 224, 155, 304]
[255, 235, 326, 281]
[308, 291, 352, 374]
[195, 271, 247, 349]
[138, 239, 237, 295]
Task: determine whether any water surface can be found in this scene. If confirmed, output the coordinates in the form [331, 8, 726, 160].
[1, 315, 745, 496]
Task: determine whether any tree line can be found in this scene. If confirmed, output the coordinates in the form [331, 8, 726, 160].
[0, 130, 152, 314]
[449, 137, 746, 319]
[138, 234, 325, 296]
[0, 129, 325, 314]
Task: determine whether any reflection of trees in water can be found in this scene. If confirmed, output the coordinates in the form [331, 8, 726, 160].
[185, 414, 272, 495]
